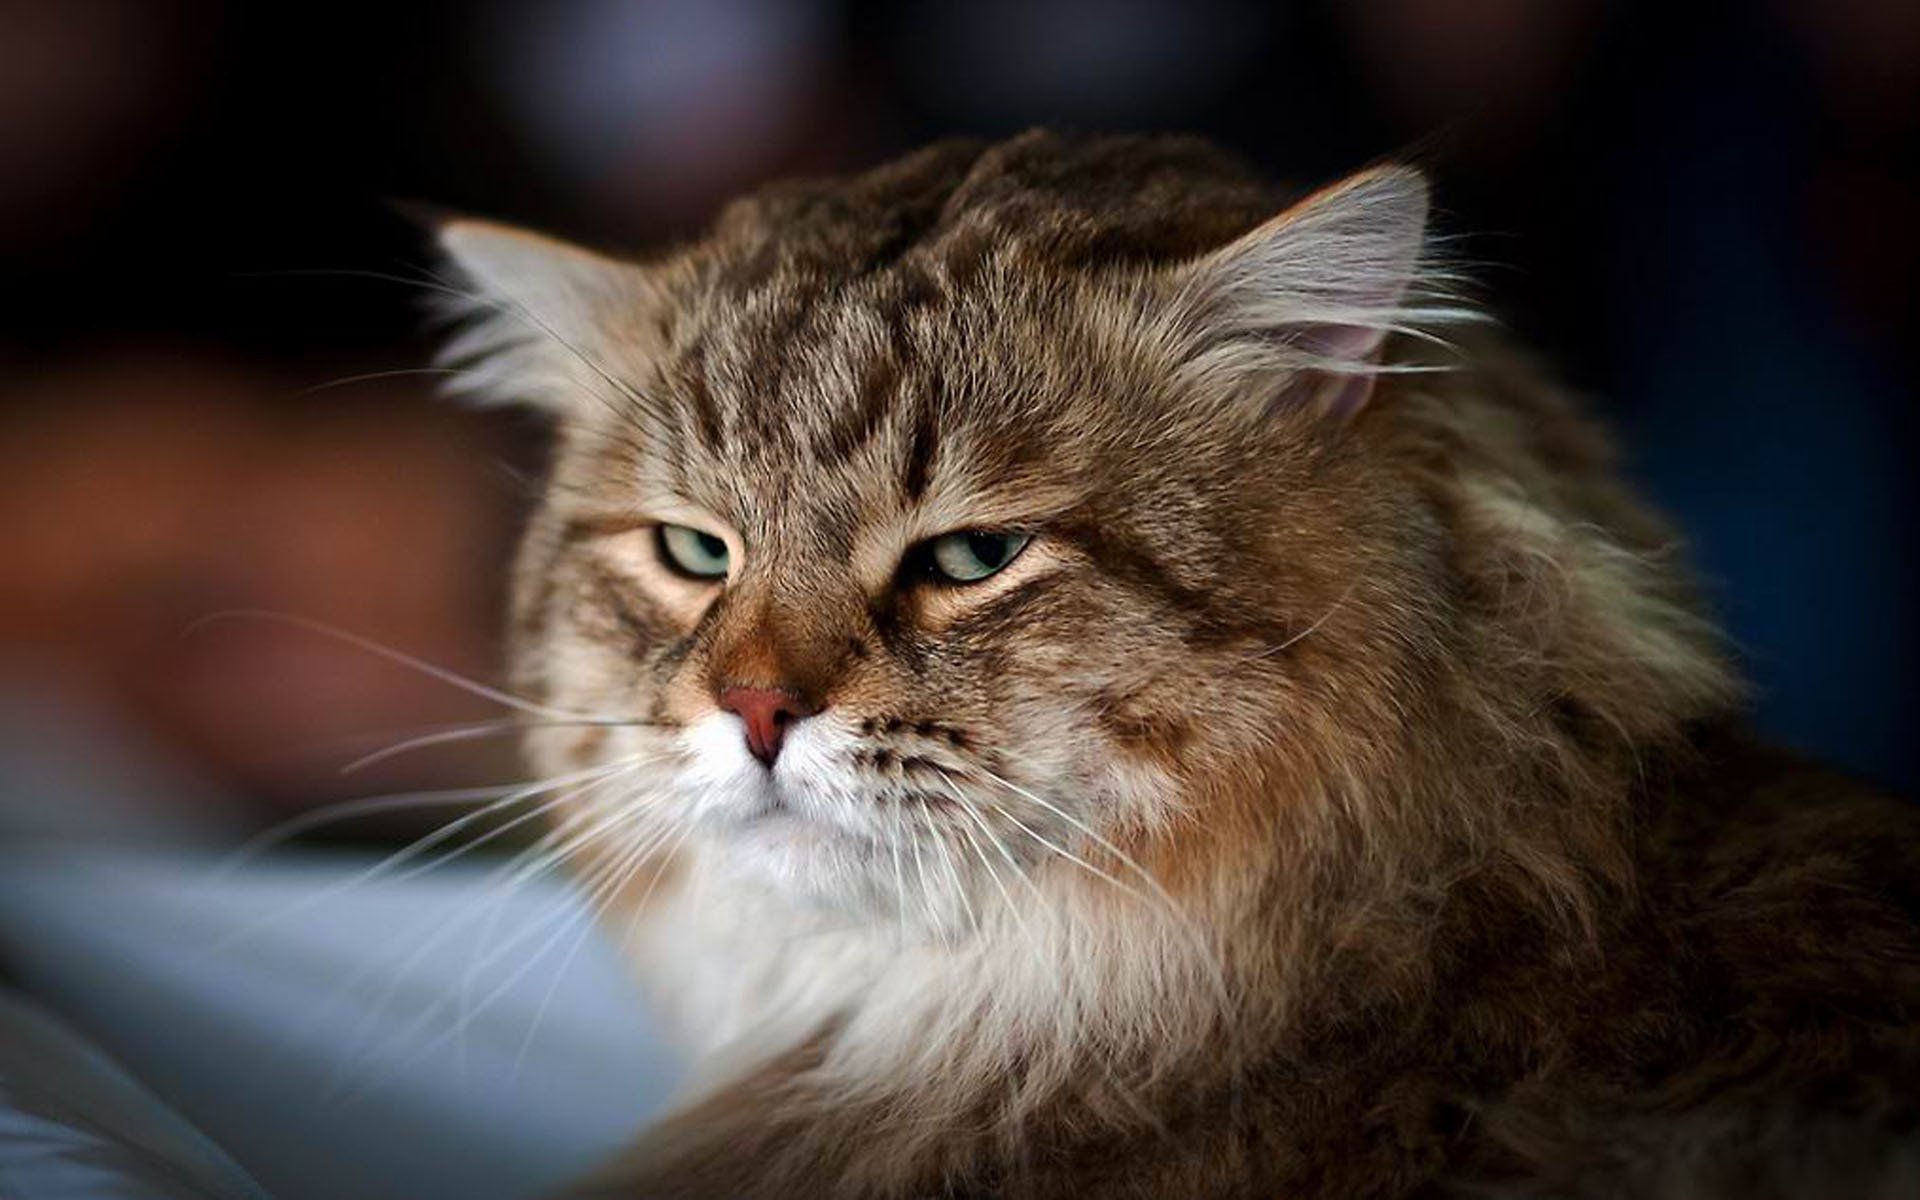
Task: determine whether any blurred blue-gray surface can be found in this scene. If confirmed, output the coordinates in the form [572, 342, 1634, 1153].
[0, 842, 681, 1200]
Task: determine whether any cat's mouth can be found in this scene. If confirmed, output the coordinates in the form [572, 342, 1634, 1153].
[705, 763, 967, 876]
[731, 798, 837, 850]
[731, 771, 958, 834]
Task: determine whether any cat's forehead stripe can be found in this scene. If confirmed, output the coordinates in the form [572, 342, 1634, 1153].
[670, 276, 963, 498]
[736, 289, 819, 407]
[810, 355, 899, 463]
[676, 337, 726, 454]
[899, 390, 941, 503]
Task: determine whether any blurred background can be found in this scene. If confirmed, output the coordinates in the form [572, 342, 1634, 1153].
[1, 0, 1915, 842]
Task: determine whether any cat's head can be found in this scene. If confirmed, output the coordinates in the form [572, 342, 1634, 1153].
[437, 134, 1727, 934]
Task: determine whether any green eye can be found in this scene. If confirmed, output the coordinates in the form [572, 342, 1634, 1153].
[927, 531, 1031, 584]
[656, 524, 730, 579]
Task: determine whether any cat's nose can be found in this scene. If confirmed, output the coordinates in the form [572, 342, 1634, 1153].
[718, 686, 820, 766]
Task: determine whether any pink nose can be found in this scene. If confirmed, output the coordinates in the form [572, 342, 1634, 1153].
[718, 686, 819, 766]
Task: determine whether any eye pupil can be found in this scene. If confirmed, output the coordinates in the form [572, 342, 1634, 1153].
[696, 531, 726, 558]
[967, 532, 1008, 567]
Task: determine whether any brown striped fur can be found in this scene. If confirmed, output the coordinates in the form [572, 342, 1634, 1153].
[436, 132, 1920, 1197]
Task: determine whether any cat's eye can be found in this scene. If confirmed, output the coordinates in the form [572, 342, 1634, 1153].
[926, 531, 1031, 584]
[656, 524, 730, 580]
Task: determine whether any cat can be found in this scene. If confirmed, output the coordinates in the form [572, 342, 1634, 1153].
[434, 131, 1920, 1198]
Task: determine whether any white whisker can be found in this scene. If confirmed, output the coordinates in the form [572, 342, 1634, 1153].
[330, 775, 671, 1090]
[266, 761, 653, 1088]
[213, 758, 644, 951]
[336, 717, 526, 775]
[928, 808, 979, 937]
[508, 812, 680, 1078]
[1243, 579, 1358, 662]
[217, 780, 547, 873]
[940, 776, 1049, 961]
[970, 761, 1231, 1009]
[889, 812, 910, 940]
[336, 712, 658, 775]
[185, 610, 648, 724]
[295, 366, 466, 396]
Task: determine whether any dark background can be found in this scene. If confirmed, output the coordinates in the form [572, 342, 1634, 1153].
[1, 0, 1915, 833]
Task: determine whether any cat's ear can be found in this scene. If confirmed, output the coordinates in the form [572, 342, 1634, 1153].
[435, 218, 661, 414]
[1167, 165, 1448, 423]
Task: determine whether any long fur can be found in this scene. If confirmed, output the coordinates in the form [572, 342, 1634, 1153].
[435, 132, 1920, 1198]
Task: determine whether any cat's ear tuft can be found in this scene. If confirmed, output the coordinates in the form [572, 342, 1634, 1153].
[1169, 165, 1461, 423]
[434, 219, 657, 413]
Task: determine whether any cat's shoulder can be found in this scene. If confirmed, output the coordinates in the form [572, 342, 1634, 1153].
[1445, 740, 1920, 1199]
[1626, 727, 1920, 1098]
[1657, 728, 1920, 950]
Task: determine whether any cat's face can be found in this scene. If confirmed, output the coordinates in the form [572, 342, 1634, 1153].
[442, 144, 1440, 929]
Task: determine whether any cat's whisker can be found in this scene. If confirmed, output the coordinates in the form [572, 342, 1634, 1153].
[314, 766, 651, 1022]
[969, 762, 1231, 1008]
[338, 718, 523, 775]
[967, 764, 1159, 898]
[269, 761, 654, 1088]
[450, 793, 653, 1035]
[319, 714, 528, 770]
[889, 813, 910, 942]
[1241, 579, 1360, 663]
[615, 789, 714, 956]
[421, 811, 684, 1059]
[334, 785, 677, 1090]
[447, 783, 683, 990]
[980, 796, 1140, 909]
[927, 808, 979, 938]
[323, 850, 617, 1101]
[212, 756, 646, 951]
[446, 779, 675, 990]
[451, 809, 601, 1023]
[952, 799, 1054, 969]
[626, 810, 697, 918]
[378, 758, 666, 892]
[934, 769, 1052, 954]
[216, 779, 551, 874]
[507, 813, 682, 1080]
[185, 609, 654, 725]
[906, 820, 944, 940]
[295, 366, 467, 396]
[339, 713, 653, 775]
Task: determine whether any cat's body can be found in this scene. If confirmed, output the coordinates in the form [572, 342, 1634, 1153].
[437, 132, 1920, 1197]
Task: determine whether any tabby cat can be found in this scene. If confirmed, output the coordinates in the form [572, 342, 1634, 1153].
[436, 132, 1920, 1198]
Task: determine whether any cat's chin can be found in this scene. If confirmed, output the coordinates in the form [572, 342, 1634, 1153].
[711, 803, 882, 905]
[729, 803, 837, 858]
[701, 802, 967, 925]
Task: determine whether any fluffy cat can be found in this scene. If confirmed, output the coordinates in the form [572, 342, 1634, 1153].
[435, 132, 1920, 1198]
